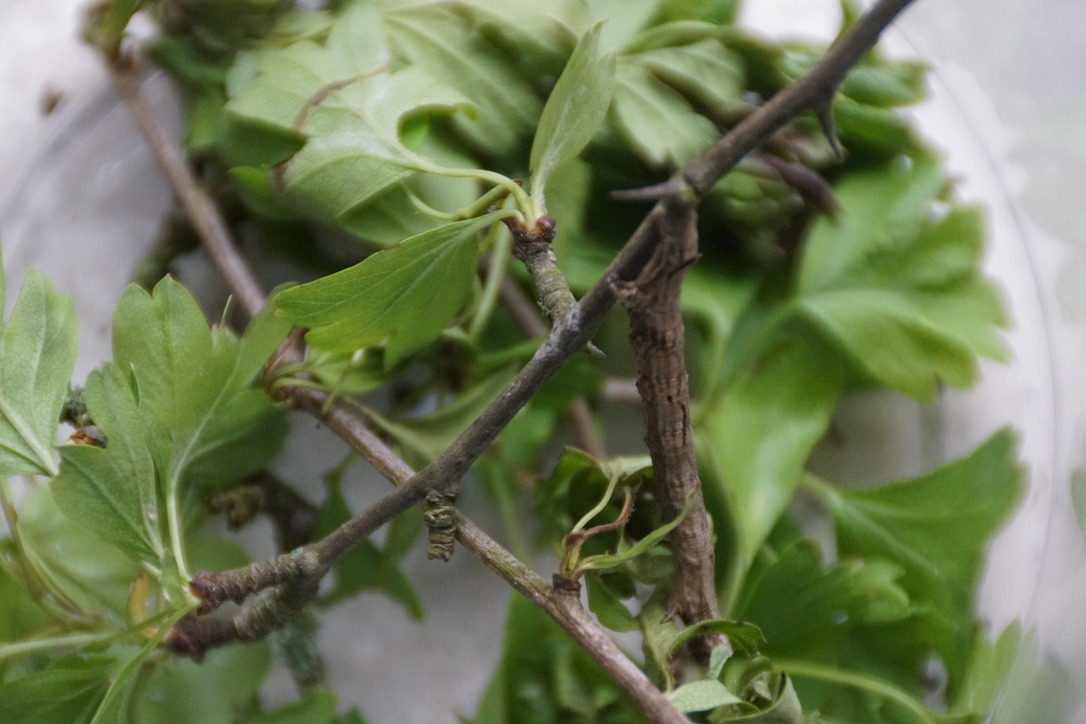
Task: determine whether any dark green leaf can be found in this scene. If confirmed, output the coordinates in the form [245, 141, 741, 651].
[584, 571, 638, 633]
[276, 212, 510, 362]
[313, 463, 423, 618]
[0, 271, 78, 478]
[472, 593, 647, 724]
[636, 38, 744, 118]
[529, 22, 615, 205]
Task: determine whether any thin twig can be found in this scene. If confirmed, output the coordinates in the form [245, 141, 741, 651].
[107, 57, 266, 318]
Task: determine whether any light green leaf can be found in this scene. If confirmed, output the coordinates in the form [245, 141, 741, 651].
[529, 22, 615, 206]
[0, 655, 115, 723]
[227, 4, 475, 229]
[384, 3, 542, 156]
[54, 365, 162, 560]
[0, 271, 78, 478]
[132, 641, 270, 724]
[821, 428, 1022, 680]
[276, 212, 511, 363]
[635, 38, 744, 118]
[795, 153, 1006, 399]
[667, 679, 742, 713]
[611, 61, 718, 169]
[584, 572, 638, 632]
[698, 334, 841, 579]
[111, 279, 289, 492]
[245, 691, 340, 724]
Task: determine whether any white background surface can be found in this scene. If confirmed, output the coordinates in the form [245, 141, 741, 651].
[1, 1, 1085, 722]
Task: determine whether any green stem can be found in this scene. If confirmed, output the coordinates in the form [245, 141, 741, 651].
[774, 658, 938, 724]
[0, 630, 120, 662]
[166, 477, 191, 582]
[468, 223, 512, 342]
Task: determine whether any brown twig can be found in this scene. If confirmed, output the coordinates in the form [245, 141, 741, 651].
[614, 198, 723, 658]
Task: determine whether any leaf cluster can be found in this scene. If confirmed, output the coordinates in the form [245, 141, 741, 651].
[2, 0, 1027, 723]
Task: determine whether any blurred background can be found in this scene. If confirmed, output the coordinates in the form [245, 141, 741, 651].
[1, 0, 1083, 721]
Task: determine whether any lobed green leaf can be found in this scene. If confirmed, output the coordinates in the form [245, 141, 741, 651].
[0, 271, 78, 478]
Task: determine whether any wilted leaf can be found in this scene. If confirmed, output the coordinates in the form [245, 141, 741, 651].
[0, 271, 78, 478]
[276, 212, 511, 363]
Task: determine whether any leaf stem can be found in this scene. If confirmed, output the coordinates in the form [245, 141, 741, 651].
[774, 658, 938, 723]
[467, 223, 512, 342]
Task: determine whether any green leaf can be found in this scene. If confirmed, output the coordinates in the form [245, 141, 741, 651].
[0, 655, 115, 723]
[364, 364, 518, 463]
[667, 679, 742, 713]
[384, 3, 542, 156]
[610, 61, 718, 169]
[246, 691, 340, 724]
[0, 271, 78, 478]
[111, 278, 289, 492]
[795, 152, 1006, 399]
[529, 22, 615, 206]
[634, 38, 744, 118]
[698, 333, 841, 580]
[54, 365, 162, 560]
[15, 483, 140, 616]
[276, 212, 510, 363]
[226, 3, 475, 228]
[821, 429, 1022, 681]
[132, 642, 270, 724]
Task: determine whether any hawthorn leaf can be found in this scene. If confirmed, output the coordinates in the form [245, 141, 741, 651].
[472, 593, 645, 724]
[15, 483, 140, 616]
[384, 3, 542, 156]
[131, 640, 270, 724]
[54, 365, 162, 561]
[822, 428, 1022, 680]
[635, 38, 744, 118]
[364, 364, 517, 463]
[226, 4, 474, 228]
[667, 679, 742, 713]
[276, 211, 511, 363]
[111, 278, 289, 494]
[0, 270, 78, 478]
[795, 152, 1006, 399]
[529, 22, 615, 202]
[0, 655, 115, 724]
[611, 61, 718, 169]
[246, 691, 340, 724]
[698, 333, 841, 578]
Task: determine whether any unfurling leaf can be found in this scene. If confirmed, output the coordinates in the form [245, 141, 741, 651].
[529, 22, 615, 207]
[275, 211, 511, 363]
[0, 270, 78, 478]
[666, 679, 742, 713]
